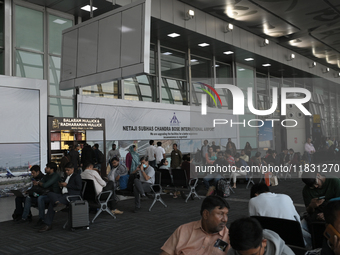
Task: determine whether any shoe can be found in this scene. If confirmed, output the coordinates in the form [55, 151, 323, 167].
[34, 219, 44, 228]
[133, 207, 141, 213]
[140, 195, 148, 201]
[53, 203, 67, 212]
[38, 225, 52, 233]
[16, 218, 28, 224]
[111, 209, 123, 215]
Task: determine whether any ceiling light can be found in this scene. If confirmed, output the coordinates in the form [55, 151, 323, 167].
[238, 68, 245, 71]
[81, 5, 97, 12]
[323, 67, 330, 73]
[262, 63, 271, 67]
[53, 19, 67, 25]
[223, 51, 234, 55]
[215, 65, 220, 67]
[309, 62, 316, 68]
[245, 58, 254, 61]
[224, 23, 233, 33]
[191, 59, 198, 62]
[185, 10, 195, 20]
[168, 33, 180, 38]
[162, 52, 172, 55]
[198, 43, 209, 47]
[336, 72, 340, 78]
[287, 53, 295, 61]
[261, 39, 269, 47]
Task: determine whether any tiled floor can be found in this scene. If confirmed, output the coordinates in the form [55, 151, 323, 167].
[0, 177, 307, 255]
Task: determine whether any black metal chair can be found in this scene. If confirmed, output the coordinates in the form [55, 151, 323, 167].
[171, 169, 200, 203]
[82, 179, 116, 223]
[149, 171, 167, 211]
[251, 216, 305, 248]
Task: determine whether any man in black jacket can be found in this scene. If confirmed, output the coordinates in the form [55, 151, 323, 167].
[13, 165, 44, 221]
[38, 162, 82, 232]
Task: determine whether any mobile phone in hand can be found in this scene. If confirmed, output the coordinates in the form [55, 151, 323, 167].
[324, 224, 340, 245]
[318, 196, 325, 200]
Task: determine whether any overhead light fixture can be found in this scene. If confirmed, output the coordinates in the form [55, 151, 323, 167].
[245, 58, 254, 61]
[162, 52, 172, 55]
[309, 62, 316, 68]
[167, 33, 180, 38]
[198, 43, 209, 47]
[185, 9, 195, 20]
[323, 67, 330, 73]
[81, 5, 98, 12]
[261, 39, 269, 47]
[262, 63, 271, 67]
[190, 59, 198, 62]
[53, 19, 67, 25]
[224, 23, 233, 33]
[215, 65, 220, 67]
[223, 51, 234, 55]
[238, 68, 245, 71]
[287, 53, 295, 61]
[336, 72, 340, 78]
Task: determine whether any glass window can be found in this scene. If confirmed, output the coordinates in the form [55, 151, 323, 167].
[82, 81, 119, 98]
[215, 63, 232, 109]
[49, 55, 73, 97]
[161, 78, 186, 104]
[124, 75, 155, 101]
[150, 44, 156, 75]
[161, 48, 186, 80]
[48, 14, 73, 55]
[16, 50, 44, 79]
[50, 98, 74, 117]
[15, 5, 43, 52]
[236, 65, 254, 114]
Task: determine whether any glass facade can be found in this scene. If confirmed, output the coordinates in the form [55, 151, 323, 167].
[14, 4, 74, 117]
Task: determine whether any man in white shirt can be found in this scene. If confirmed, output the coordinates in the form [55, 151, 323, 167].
[248, 183, 311, 248]
[155, 141, 166, 165]
[304, 138, 315, 164]
[81, 161, 123, 215]
[239, 149, 249, 162]
[146, 140, 157, 168]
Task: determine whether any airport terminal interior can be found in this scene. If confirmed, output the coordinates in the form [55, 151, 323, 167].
[1, 0, 340, 254]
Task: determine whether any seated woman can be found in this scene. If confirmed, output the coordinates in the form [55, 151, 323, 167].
[158, 158, 170, 170]
[230, 153, 248, 189]
[205, 147, 217, 165]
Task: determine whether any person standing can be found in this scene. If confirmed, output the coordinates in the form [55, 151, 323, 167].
[226, 138, 236, 157]
[170, 144, 182, 169]
[126, 145, 139, 174]
[155, 142, 166, 165]
[304, 138, 315, 164]
[69, 144, 80, 171]
[201, 140, 209, 165]
[146, 140, 156, 168]
[107, 143, 121, 164]
[244, 142, 252, 159]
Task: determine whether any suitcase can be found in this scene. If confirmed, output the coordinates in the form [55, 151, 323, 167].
[68, 199, 90, 230]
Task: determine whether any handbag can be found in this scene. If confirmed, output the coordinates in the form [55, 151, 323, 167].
[119, 175, 129, 190]
[270, 175, 279, 186]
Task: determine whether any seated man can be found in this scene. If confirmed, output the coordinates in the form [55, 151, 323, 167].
[239, 149, 249, 163]
[17, 162, 61, 227]
[38, 162, 82, 232]
[249, 183, 311, 248]
[302, 172, 340, 223]
[81, 161, 123, 215]
[107, 156, 128, 189]
[13, 165, 44, 222]
[160, 196, 230, 255]
[227, 217, 294, 255]
[203, 151, 226, 194]
[132, 156, 155, 213]
[230, 153, 248, 189]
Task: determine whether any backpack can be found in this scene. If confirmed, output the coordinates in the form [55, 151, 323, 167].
[217, 179, 230, 198]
